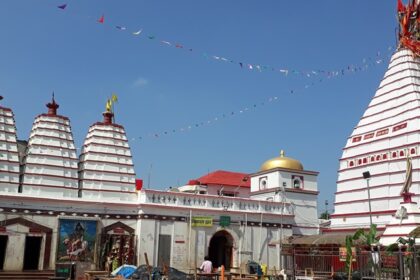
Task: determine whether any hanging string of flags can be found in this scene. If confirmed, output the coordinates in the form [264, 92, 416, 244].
[54, 3, 394, 142]
[56, 3, 394, 79]
[130, 94, 281, 142]
[126, 60, 391, 143]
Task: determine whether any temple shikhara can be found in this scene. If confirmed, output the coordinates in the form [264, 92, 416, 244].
[329, 0, 420, 244]
[0, 95, 319, 274]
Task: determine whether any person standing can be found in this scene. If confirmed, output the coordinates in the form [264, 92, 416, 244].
[200, 256, 213, 274]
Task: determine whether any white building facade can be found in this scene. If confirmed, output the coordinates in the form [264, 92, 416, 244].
[0, 96, 319, 272]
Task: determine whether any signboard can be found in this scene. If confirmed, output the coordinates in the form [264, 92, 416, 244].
[55, 263, 74, 279]
[191, 216, 213, 227]
[339, 247, 356, 262]
[220, 216, 231, 227]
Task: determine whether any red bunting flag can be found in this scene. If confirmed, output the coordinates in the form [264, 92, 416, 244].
[135, 179, 143, 191]
[97, 15, 105, 24]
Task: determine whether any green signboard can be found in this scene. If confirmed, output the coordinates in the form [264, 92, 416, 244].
[220, 216, 231, 227]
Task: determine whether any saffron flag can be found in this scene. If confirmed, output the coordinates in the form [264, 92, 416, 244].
[57, 4, 67, 9]
[111, 93, 118, 103]
[97, 15, 105, 24]
[401, 155, 413, 194]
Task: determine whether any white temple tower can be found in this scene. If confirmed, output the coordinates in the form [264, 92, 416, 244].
[21, 96, 79, 198]
[78, 107, 137, 202]
[329, 1, 420, 233]
[0, 96, 20, 193]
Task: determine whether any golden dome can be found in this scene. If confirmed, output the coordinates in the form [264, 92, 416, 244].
[260, 150, 303, 171]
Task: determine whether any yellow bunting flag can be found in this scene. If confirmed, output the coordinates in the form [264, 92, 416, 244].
[111, 93, 118, 103]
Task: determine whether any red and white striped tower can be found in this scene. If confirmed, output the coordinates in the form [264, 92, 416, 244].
[329, 1, 420, 233]
[21, 95, 79, 198]
[0, 96, 20, 193]
[78, 107, 137, 202]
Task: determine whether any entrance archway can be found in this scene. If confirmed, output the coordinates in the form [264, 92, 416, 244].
[100, 222, 136, 271]
[1, 217, 52, 270]
[208, 230, 233, 270]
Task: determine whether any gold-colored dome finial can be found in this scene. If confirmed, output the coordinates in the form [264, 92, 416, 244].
[260, 150, 303, 171]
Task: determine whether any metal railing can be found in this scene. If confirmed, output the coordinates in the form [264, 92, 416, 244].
[281, 247, 420, 280]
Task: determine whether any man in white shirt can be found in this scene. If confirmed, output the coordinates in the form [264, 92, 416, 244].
[199, 256, 213, 274]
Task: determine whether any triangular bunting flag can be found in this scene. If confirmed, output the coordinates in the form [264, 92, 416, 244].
[97, 15, 105, 24]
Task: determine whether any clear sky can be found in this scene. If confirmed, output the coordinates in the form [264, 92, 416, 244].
[0, 1, 398, 213]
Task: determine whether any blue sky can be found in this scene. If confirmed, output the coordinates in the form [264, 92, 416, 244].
[0, 1, 397, 213]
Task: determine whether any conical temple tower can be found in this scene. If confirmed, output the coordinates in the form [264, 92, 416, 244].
[329, 0, 420, 233]
[0, 96, 20, 193]
[78, 101, 137, 202]
[21, 95, 79, 198]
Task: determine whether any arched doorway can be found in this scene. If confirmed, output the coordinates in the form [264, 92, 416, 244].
[100, 222, 136, 271]
[208, 230, 233, 270]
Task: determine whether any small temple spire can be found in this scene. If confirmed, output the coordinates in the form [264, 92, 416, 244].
[46, 92, 59, 115]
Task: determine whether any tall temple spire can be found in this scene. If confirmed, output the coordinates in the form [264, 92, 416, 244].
[329, 3, 420, 234]
[46, 92, 59, 115]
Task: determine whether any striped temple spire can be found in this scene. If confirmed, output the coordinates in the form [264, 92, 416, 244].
[21, 95, 79, 198]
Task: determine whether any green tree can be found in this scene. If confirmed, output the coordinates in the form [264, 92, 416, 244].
[319, 211, 330, 220]
[345, 224, 379, 280]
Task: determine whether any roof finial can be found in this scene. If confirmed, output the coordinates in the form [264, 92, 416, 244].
[46, 92, 59, 115]
[103, 98, 114, 124]
[103, 94, 118, 124]
[280, 150, 285, 157]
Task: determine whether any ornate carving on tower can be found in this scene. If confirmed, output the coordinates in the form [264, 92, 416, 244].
[79, 96, 137, 202]
[21, 95, 79, 198]
[0, 96, 20, 193]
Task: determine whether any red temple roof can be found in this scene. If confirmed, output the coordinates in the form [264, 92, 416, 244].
[193, 170, 250, 188]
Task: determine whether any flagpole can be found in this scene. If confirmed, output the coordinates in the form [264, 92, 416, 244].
[110, 94, 118, 124]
